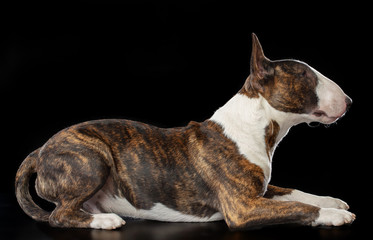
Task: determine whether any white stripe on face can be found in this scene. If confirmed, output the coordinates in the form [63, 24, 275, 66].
[310, 66, 350, 124]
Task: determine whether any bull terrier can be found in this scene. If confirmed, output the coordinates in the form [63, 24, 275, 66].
[16, 33, 355, 230]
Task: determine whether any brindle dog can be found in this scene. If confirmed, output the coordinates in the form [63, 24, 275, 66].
[16, 34, 354, 230]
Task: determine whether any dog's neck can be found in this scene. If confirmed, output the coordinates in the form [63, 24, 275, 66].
[210, 93, 307, 183]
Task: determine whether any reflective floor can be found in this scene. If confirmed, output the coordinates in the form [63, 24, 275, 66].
[1, 194, 365, 240]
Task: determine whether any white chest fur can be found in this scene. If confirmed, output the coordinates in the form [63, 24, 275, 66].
[210, 94, 272, 184]
[210, 94, 307, 187]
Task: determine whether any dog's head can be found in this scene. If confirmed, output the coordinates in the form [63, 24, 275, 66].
[241, 33, 352, 124]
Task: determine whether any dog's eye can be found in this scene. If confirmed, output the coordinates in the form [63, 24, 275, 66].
[301, 70, 307, 77]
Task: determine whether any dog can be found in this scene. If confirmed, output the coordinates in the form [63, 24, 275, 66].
[16, 33, 355, 230]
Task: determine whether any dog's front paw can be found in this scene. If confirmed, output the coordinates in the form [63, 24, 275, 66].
[318, 197, 349, 210]
[312, 208, 355, 227]
[90, 213, 126, 230]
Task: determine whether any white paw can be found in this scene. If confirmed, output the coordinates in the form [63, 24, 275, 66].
[312, 208, 356, 227]
[90, 213, 126, 230]
[317, 196, 349, 210]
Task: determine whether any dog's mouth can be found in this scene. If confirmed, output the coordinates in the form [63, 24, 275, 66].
[311, 110, 343, 124]
[312, 110, 327, 118]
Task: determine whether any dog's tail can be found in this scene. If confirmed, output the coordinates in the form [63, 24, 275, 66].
[15, 148, 50, 222]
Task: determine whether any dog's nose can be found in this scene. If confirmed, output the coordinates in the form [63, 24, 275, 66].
[345, 97, 352, 111]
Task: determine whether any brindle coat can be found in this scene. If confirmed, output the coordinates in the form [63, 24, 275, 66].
[16, 34, 324, 229]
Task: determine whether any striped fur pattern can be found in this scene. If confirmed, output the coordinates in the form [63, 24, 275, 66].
[15, 33, 354, 230]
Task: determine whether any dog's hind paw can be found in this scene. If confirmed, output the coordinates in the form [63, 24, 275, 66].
[90, 213, 126, 230]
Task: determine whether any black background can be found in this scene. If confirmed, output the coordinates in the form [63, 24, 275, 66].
[1, 2, 371, 240]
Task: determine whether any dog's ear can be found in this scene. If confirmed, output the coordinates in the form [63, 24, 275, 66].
[246, 33, 274, 94]
[250, 33, 272, 79]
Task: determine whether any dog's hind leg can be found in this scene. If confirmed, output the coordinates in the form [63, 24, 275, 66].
[44, 161, 125, 229]
[49, 204, 125, 230]
[49, 203, 93, 228]
[37, 146, 125, 229]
